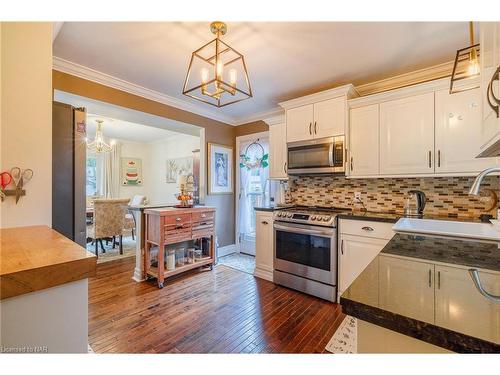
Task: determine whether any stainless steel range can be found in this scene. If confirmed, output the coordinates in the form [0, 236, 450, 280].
[273, 206, 347, 302]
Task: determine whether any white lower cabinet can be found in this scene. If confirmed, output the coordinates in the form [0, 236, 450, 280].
[338, 219, 393, 298]
[378, 256, 435, 324]
[254, 211, 274, 282]
[435, 265, 500, 343]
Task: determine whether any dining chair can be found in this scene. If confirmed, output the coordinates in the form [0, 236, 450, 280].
[87, 198, 129, 256]
[123, 195, 146, 240]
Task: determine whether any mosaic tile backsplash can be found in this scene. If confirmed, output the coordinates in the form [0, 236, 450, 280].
[289, 175, 500, 219]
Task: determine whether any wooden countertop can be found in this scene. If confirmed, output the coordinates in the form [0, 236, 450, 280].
[144, 206, 216, 215]
[0, 225, 97, 300]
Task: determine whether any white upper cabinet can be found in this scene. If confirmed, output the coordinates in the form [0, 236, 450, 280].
[349, 104, 379, 176]
[379, 92, 435, 175]
[435, 88, 495, 173]
[435, 265, 500, 343]
[286, 104, 314, 143]
[313, 97, 345, 138]
[280, 84, 357, 144]
[480, 22, 500, 151]
[269, 122, 288, 179]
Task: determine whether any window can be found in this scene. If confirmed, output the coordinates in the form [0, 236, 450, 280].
[86, 156, 98, 196]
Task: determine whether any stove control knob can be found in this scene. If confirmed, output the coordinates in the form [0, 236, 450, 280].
[311, 215, 316, 220]
[287, 213, 293, 218]
[277, 212, 282, 217]
[323, 216, 330, 222]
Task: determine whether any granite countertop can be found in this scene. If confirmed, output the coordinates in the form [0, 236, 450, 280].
[0, 226, 97, 300]
[254, 204, 294, 212]
[340, 233, 500, 353]
[338, 211, 489, 224]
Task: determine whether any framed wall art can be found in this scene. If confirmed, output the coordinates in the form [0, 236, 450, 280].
[208, 143, 233, 195]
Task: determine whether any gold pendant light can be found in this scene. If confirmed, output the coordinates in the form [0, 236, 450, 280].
[183, 22, 252, 107]
[450, 21, 480, 94]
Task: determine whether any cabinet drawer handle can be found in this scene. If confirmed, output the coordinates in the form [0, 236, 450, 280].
[437, 271, 441, 289]
[176, 217, 182, 222]
[261, 221, 269, 225]
[201, 214, 206, 218]
[284, 162, 287, 174]
[361, 226, 374, 231]
[341, 239, 344, 255]
[309, 122, 312, 135]
[350, 156, 353, 171]
[428, 150, 432, 168]
[314, 121, 317, 134]
[428, 269, 432, 288]
[437, 150, 441, 168]
[469, 269, 500, 302]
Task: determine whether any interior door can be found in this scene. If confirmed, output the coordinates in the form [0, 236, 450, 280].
[313, 97, 345, 138]
[435, 265, 500, 343]
[349, 104, 380, 176]
[379, 255, 435, 324]
[286, 104, 313, 143]
[379, 92, 435, 175]
[435, 88, 496, 172]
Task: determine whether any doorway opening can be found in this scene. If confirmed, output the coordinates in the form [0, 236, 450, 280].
[53, 90, 204, 264]
[236, 132, 270, 256]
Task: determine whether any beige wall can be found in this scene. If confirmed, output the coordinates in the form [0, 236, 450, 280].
[1, 23, 53, 228]
[234, 120, 269, 137]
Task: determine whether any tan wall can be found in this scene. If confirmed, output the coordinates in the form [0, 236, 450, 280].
[53, 71, 238, 246]
[1, 23, 53, 228]
[234, 120, 269, 137]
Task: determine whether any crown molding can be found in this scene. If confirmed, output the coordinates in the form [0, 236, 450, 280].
[279, 84, 359, 110]
[234, 108, 285, 126]
[355, 60, 455, 96]
[263, 113, 286, 126]
[52, 56, 237, 126]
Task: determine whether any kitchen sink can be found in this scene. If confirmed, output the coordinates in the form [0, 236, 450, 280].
[393, 218, 500, 242]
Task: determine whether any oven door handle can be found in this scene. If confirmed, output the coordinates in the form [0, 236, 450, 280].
[274, 223, 334, 237]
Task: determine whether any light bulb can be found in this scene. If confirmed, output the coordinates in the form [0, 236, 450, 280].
[216, 60, 223, 79]
[229, 69, 237, 86]
[201, 68, 208, 83]
[468, 59, 480, 75]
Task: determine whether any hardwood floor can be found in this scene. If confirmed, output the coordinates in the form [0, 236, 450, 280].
[88, 257, 345, 353]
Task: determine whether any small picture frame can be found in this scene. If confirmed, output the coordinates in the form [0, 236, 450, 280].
[208, 143, 233, 195]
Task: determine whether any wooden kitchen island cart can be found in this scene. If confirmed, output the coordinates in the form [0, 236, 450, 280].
[144, 206, 216, 288]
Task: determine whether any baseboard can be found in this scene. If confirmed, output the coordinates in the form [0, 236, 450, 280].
[254, 267, 273, 282]
[218, 244, 237, 258]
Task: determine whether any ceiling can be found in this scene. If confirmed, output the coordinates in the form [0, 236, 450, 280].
[86, 114, 182, 143]
[53, 22, 473, 125]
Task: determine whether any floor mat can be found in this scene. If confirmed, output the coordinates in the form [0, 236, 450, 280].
[325, 315, 357, 354]
[217, 252, 255, 275]
[86, 234, 136, 263]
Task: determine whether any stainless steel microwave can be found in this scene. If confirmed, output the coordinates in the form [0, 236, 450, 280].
[287, 136, 345, 175]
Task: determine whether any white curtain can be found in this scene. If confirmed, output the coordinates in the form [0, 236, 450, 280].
[100, 142, 121, 198]
[238, 162, 252, 236]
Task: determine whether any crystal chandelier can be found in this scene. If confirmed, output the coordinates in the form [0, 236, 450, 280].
[450, 22, 480, 94]
[183, 21, 252, 107]
[86, 119, 113, 153]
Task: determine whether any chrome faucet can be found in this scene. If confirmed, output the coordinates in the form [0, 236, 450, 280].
[469, 167, 500, 195]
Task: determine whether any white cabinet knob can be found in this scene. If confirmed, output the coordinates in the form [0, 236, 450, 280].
[449, 113, 454, 118]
